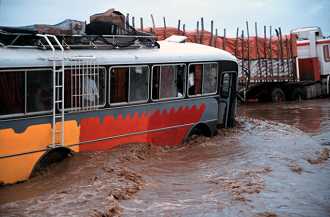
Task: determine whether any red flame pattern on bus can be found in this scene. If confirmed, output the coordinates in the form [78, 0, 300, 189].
[79, 104, 206, 151]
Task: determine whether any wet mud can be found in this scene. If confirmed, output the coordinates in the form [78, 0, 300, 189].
[1, 99, 330, 217]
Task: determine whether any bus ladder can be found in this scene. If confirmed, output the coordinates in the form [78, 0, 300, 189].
[37, 34, 65, 148]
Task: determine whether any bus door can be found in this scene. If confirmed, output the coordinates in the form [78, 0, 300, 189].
[218, 71, 238, 128]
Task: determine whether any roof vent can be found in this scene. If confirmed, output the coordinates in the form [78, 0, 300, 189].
[164, 35, 187, 43]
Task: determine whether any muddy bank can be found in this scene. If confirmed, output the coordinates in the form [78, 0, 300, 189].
[1, 99, 330, 217]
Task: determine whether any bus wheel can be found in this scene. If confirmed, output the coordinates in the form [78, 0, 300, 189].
[31, 147, 73, 177]
[271, 88, 286, 103]
[187, 123, 212, 139]
[290, 88, 305, 101]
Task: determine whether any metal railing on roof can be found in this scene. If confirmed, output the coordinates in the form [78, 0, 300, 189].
[0, 30, 160, 50]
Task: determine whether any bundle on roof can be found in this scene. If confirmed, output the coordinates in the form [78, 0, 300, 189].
[0, 8, 157, 49]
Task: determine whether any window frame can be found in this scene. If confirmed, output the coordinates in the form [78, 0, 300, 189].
[109, 65, 150, 106]
[187, 62, 219, 98]
[151, 63, 186, 102]
[62, 65, 107, 112]
[0, 68, 53, 119]
[220, 71, 235, 98]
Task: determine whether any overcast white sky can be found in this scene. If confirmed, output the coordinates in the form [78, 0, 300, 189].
[0, 0, 329, 36]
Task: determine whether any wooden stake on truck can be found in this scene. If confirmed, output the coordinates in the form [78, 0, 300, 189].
[246, 21, 251, 88]
[200, 17, 204, 44]
[215, 28, 218, 47]
[279, 27, 285, 77]
[196, 21, 200, 43]
[140, 17, 143, 32]
[264, 25, 269, 81]
[210, 20, 214, 46]
[255, 22, 261, 82]
[235, 27, 239, 57]
[269, 26, 274, 79]
[150, 14, 156, 33]
[132, 16, 135, 28]
[275, 29, 280, 81]
[163, 17, 167, 39]
[223, 28, 227, 50]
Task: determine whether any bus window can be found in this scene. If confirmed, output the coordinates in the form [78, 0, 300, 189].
[203, 63, 218, 94]
[110, 65, 149, 104]
[188, 64, 202, 96]
[110, 67, 129, 104]
[189, 63, 218, 96]
[152, 64, 185, 100]
[129, 66, 149, 102]
[27, 70, 52, 113]
[152, 66, 160, 99]
[0, 71, 25, 116]
[65, 67, 106, 110]
[221, 73, 231, 98]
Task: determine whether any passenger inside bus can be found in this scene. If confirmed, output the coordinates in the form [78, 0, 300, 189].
[188, 64, 202, 95]
[83, 75, 99, 106]
[152, 65, 185, 100]
[64, 68, 105, 109]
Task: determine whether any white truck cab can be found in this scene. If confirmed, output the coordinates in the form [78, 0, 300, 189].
[292, 27, 330, 95]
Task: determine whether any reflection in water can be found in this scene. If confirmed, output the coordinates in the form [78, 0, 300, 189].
[0, 100, 329, 217]
[239, 99, 330, 144]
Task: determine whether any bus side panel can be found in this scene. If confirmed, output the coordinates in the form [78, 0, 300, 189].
[0, 97, 218, 184]
[0, 121, 80, 184]
[79, 102, 207, 151]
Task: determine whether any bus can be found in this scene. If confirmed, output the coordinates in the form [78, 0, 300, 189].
[0, 34, 238, 184]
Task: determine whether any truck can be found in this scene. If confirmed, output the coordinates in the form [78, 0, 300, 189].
[244, 27, 330, 102]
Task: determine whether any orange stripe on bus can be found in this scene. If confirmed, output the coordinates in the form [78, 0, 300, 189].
[0, 121, 80, 184]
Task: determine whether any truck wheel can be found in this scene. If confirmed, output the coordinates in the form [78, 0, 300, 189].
[290, 88, 305, 101]
[271, 88, 286, 102]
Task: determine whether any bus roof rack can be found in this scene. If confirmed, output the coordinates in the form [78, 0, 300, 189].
[0, 30, 160, 50]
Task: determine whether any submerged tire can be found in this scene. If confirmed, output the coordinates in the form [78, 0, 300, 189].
[271, 88, 286, 103]
[31, 147, 72, 177]
[186, 123, 212, 140]
[290, 88, 305, 101]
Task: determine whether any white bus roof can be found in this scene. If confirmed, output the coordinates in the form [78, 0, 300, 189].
[0, 41, 237, 69]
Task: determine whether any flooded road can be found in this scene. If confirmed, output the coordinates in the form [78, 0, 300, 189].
[0, 99, 329, 217]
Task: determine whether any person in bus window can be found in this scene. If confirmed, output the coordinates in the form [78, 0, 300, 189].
[83, 75, 99, 106]
[176, 67, 184, 97]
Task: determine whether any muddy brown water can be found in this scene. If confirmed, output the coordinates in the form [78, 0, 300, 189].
[0, 99, 329, 217]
